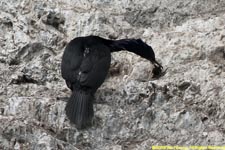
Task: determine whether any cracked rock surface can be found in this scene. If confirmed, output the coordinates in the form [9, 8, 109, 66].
[1, 0, 225, 149]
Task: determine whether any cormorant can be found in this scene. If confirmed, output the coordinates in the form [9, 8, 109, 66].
[61, 35, 163, 128]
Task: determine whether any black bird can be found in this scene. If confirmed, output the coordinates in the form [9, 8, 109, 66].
[61, 35, 163, 128]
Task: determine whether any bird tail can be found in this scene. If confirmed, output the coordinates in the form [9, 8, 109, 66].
[65, 90, 94, 129]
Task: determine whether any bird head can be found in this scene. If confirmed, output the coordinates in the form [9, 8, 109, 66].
[138, 42, 162, 68]
[138, 42, 164, 78]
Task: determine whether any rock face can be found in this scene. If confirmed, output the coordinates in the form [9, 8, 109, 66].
[1, 0, 225, 149]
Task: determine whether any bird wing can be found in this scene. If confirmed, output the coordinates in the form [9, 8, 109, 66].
[61, 40, 83, 83]
[78, 45, 111, 90]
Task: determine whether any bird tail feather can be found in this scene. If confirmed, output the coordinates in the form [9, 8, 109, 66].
[65, 90, 94, 129]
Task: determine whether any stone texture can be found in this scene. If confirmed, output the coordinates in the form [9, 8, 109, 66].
[0, 0, 225, 149]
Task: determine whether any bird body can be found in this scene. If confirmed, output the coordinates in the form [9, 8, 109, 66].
[61, 35, 163, 128]
[62, 37, 111, 92]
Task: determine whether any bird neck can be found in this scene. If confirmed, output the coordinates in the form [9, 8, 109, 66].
[105, 37, 163, 71]
[108, 38, 144, 56]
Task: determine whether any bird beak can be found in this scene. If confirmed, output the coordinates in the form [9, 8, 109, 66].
[153, 60, 163, 70]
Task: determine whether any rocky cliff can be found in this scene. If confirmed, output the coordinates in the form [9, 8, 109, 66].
[0, 0, 225, 149]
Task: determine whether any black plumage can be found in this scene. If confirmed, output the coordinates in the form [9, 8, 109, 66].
[61, 35, 163, 128]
